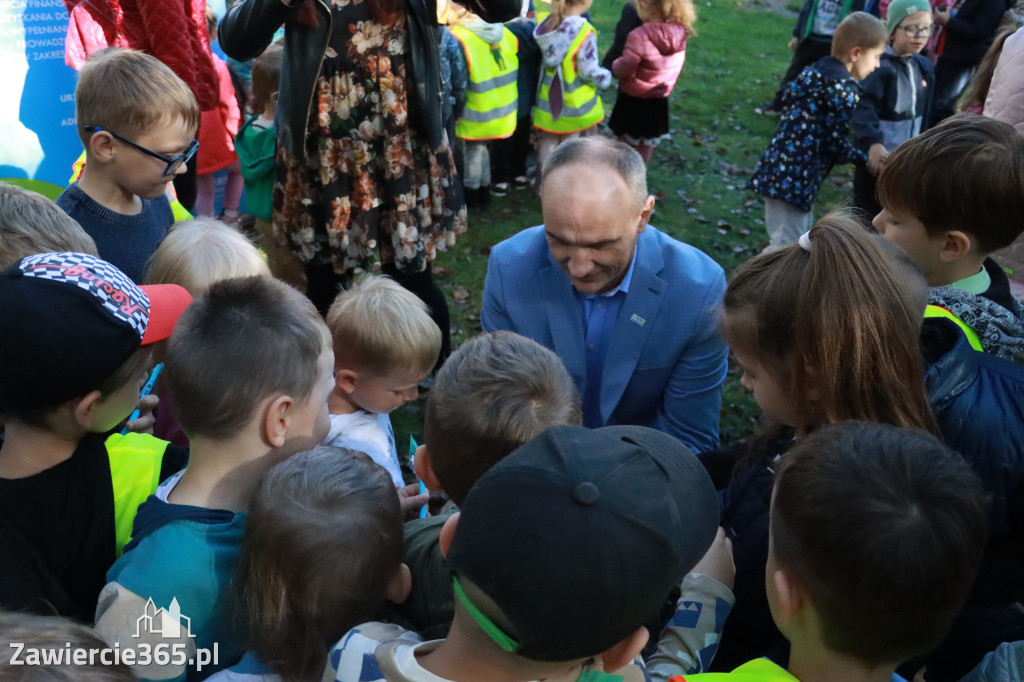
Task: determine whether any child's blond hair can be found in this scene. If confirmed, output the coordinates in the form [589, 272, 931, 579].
[205, 5, 218, 39]
[0, 183, 97, 269]
[636, 0, 697, 33]
[542, 0, 593, 30]
[831, 12, 888, 57]
[326, 275, 441, 375]
[76, 47, 199, 147]
[145, 218, 269, 295]
[0, 612, 137, 681]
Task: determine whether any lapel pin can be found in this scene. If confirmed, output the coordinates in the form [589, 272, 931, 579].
[630, 314, 646, 327]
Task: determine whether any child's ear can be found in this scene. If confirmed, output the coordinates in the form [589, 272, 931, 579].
[438, 512, 460, 558]
[71, 390, 105, 429]
[261, 394, 294, 448]
[385, 563, 413, 605]
[770, 567, 804, 627]
[938, 230, 974, 263]
[600, 627, 649, 672]
[334, 368, 358, 395]
[414, 444, 444, 492]
[87, 129, 117, 164]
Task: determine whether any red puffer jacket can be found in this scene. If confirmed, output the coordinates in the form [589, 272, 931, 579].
[64, 0, 218, 111]
[611, 21, 688, 99]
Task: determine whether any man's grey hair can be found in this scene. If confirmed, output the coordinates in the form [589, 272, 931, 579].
[541, 137, 648, 207]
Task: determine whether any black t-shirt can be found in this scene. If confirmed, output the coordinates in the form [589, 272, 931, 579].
[0, 433, 187, 622]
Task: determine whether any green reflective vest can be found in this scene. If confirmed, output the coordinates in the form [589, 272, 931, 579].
[532, 17, 604, 134]
[924, 304, 984, 352]
[106, 432, 168, 556]
[451, 26, 519, 141]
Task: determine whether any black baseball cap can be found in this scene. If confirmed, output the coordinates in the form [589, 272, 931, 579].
[445, 424, 720, 662]
[0, 252, 192, 411]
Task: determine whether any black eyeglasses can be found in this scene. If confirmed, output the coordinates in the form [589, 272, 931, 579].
[84, 125, 199, 176]
[896, 24, 934, 37]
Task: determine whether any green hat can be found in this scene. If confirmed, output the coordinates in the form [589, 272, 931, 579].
[886, 0, 933, 34]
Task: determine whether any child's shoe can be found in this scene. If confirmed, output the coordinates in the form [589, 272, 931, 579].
[491, 182, 509, 197]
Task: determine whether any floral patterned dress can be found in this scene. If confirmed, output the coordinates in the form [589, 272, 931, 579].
[274, 0, 466, 276]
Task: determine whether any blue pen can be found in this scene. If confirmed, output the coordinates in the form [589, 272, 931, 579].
[121, 363, 164, 435]
[410, 435, 428, 518]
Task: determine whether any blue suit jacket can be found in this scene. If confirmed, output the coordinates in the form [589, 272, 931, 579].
[481, 225, 728, 453]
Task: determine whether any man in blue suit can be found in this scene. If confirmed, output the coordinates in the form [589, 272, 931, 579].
[481, 137, 728, 453]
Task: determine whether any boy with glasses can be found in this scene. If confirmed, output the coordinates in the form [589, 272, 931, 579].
[56, 48, 200, 283]
[851, 0, 934, 218]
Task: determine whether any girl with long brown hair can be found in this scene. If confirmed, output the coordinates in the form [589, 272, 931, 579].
[707, 210, 939, 671]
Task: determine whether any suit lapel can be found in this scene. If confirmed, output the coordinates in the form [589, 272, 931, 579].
[600, 231, 665, 423]
[540, 263, 586, 389]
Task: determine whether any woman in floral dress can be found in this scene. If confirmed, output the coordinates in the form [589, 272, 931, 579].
[222, 0, 515, 358]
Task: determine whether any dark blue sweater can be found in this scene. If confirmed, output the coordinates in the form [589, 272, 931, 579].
[55, 183, 172, 283]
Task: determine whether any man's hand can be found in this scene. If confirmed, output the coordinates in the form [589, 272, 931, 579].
[868, 143, 889, 176]
[788, 37, 799, 52]
[123, 394, 159, 435]
[934, 6, 950, 26]
[691, 527, 736, 590]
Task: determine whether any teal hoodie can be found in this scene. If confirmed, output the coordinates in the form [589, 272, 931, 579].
[235, 116, 277, 222]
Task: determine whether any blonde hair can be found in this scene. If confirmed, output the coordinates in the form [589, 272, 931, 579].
[205, 5, 218, 38]
[0, 183, 98, 269]
[76, 48, 199, 147]
[326, 275, 441, 375]
[636, 0, 697, 33]
[541, 0, 592, 29]
[0, 612, 136, 681]
[145, 218, 269, 295]
[831, 11, 888, 57]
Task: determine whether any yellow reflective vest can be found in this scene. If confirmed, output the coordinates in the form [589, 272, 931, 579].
[924, 304, 984, 352]
[106, 432, 169, 556]
[532, 17, 604, 134]
[451, 26, 519, 141]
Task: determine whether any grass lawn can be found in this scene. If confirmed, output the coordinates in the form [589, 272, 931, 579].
[393, 0, 857, 450]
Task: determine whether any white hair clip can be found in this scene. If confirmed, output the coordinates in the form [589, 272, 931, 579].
[798, 231, 812, 252]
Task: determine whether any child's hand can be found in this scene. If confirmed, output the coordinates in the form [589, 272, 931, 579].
[398, 483, 429, 520]
[868, 143, 889, 176]
[788, 37, 799, 52]
[124, 394, 159, 434]
[691, 527, 735, 590]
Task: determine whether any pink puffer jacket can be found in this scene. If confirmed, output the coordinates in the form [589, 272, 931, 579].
[985, 26, 1024, 291]
[611, 21, 688, 99]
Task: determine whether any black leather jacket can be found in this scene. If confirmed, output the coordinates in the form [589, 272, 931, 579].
[220, 0, 519, 157]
